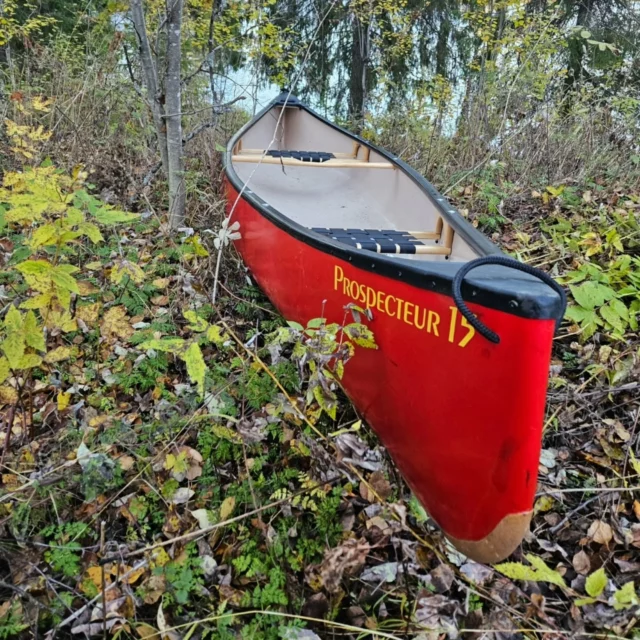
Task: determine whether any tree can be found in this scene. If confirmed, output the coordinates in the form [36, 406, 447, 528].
[130, 0, 185, 228]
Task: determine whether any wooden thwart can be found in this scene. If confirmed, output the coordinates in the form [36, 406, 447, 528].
[232, 153, 394, 169]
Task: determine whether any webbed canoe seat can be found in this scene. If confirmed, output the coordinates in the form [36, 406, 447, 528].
[311, 219, 454, 256]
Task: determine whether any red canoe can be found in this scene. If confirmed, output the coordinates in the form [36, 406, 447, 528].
[223, 92, 565, 563]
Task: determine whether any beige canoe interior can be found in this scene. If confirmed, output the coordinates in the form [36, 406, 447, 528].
[231, 105, 479, 262]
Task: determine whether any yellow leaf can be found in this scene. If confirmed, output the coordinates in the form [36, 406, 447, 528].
[150, 548, 170, 568]
[0, 358, 10, 384]
[182, 342, 206, 397]
[0, 386, 18, 405]
[4, 306, 22, 333]
[57, 392, 71, 411]
[44, 346, 73, 363]
[1, 333, 25, 369]
[220, 496, 236, 521]
[152, 278, 170, 289]
[24, 311, 45, 351]
[85, 261, 103, 271]
[76, 302, 101, 324]
[17, 353, 42, 369]
[137, 623, 160, 639]
[101, 306, 133, 341]
[77, 281, 100, 296]
[46, 310, 77, 333]
[111, 260, 146, 285]
[82, 566, 107, 592]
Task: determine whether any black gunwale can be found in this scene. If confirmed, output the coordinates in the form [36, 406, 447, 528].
[223, 92, 564, 322]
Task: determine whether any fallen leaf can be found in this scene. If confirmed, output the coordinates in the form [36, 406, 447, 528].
[101, 306, 134, 341]
[118, 455, 135, 471]
[57, 391, 71, 411]
[220, 496, 235, 521]
[76, 302, 101, 324]
[587, 520, 613, 545]
[572, 550, 591, 576]
[191, 508, 215, 530]
[136, 623, 160, 639]
[170, 487, 194, 505]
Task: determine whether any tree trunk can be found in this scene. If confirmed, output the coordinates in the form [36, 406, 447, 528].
[130, 0, 169, 177]
[348, 11, 369, 128]
[566, 0, 594, 89]
[165, 0, 186, 228]
[435, 15, 451, 78]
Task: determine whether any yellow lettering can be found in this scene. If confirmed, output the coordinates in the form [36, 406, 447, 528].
[428, 311, 440, 336]
[366, 287, 376, 308]
[358, 284, 366, 304]
[334, 265, 344, 290]
[403, 301, 415, 325]
[397, 299, 404, 319]
[414, 306, 427, 330]
[376, 291, 386, 313]
[448, 307, 457, 343]
[385, 294, 396, 316]
[343, 277, 351, 296]
[459, 315, 475, 348]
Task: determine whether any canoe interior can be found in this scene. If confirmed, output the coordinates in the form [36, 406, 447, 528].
[231, 105, 479, 263]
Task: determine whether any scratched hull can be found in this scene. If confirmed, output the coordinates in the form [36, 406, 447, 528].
[223, 93, 564, 562]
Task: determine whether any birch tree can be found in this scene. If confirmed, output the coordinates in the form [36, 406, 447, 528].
[130, 0, 185, 228]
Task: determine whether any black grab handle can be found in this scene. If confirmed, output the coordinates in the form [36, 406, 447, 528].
[451, 256, 567, 344]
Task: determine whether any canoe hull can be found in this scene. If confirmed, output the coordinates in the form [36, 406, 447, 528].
[225, 181, 555, 562]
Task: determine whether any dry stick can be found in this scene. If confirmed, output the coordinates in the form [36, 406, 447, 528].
[548, 495, 602, 534]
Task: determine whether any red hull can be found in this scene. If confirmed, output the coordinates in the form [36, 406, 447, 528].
[225, 182, 555, 562]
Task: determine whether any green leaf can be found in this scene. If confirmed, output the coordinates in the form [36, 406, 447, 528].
[215, 143, 227, 153]
[574, 596, 597, 607]
[569, 282, 616, 310]
[139, 338, 185, 353]
[0, 358, 10, 384]
[29, 224, 57, 249]
[77, 222, 103, 243]
[585, 568, 607, 598]
[16, 259, 51, 276]
[182, 342, 207, 397]
[1, 333, 25, 369]
[24, 310, 45, 351]
[494, 554, 567, 589]
[184, 310, 208, 332]
[306, 318, 325, 329]
[50, 267, 80, 294]
[343, 323, 378, 349]
[206, 324, 226, 346]
[287, 321, 304, 331]
[18, 353, 42, 369]
[92, 208, 139, 225]
[5, 306, 22, 333]
[600, 303, 627, 333]
[613, 581, 639, 611]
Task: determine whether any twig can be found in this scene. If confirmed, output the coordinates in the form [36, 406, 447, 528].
[548, 495, 602, 533]
[46, 560, 148, 637]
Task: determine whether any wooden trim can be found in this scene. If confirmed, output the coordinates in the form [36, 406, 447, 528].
[351, 140, 361, 159]
[413, 245, 451, 256]
[441, 221, 454, 249]
[407, 231, 441, 240]
[232, 155, 394, 169]
[363, 147, 371, 162]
